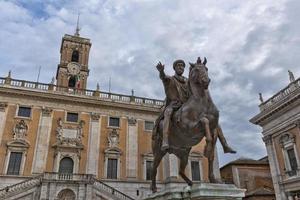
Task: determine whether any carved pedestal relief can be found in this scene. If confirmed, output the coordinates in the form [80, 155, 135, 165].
[52, 118, 84, 174]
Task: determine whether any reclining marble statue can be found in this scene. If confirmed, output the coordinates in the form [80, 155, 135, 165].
[151, 57, 236, 192]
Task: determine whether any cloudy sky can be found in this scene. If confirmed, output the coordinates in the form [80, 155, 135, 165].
[1, 0, 300, 166]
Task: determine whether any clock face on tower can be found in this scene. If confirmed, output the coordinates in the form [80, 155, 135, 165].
[67, 62, 80, 75]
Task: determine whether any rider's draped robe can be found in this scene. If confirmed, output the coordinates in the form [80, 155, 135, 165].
[152, 74, 190, 141]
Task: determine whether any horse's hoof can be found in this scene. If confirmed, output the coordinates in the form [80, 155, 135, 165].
[224, 146, 237, 154]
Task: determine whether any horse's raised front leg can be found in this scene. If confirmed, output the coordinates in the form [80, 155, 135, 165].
[200, 117, 213, 157]
[178, 151, 193, 186]
[151, 152, 165, 193]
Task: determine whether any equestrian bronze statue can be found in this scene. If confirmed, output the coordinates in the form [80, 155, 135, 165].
[151, 57, 235, 192]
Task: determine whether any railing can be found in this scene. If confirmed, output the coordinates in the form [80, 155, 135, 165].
[0, 175, 41, 198]
[259, 78, 300, 111]
[43, 172, 134, 200]
[43, 172, 93, 182]
[0, 77, 164, 108]
[93, 179, 134, 200]
[0, 172, 134, 200]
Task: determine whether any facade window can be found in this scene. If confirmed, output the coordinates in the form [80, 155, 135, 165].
[191, 161, 201, 181]
[109, 117, 120, 127]
[59, 157, 74, 174]
[66, 112, 78, 123]
[287, 148, 298, 172]
[7, 152, 22, 175]
[107, 158, 118, 179]
[145, 121, 154, 131]
[280, 133, 300, 177]
[146, 160, 153, 180]
[71, 50, 79, 62]
[17, 106, 31, 118]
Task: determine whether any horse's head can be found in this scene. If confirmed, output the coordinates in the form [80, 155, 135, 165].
[189, 57, 210, 89]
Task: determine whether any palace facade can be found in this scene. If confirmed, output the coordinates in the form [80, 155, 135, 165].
[220, 157, 275, 200]
[0, 31, 217, 199]
[250, 73, 300, 200]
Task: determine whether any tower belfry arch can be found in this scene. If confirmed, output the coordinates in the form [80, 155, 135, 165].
[56, 16, 91, 90]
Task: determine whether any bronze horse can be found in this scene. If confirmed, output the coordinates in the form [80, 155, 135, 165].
[151, 57, 220, 192]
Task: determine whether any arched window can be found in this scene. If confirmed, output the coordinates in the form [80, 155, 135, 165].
[68, 76, 76, 88]
[71, 50, 79, 62]
[57, 189, 76, 200]
[59, 157, 74, 174]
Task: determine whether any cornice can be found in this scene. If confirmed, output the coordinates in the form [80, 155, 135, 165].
[250, 91, 300, 126]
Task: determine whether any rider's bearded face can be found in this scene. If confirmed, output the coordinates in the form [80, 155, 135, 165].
[174, 63, 185, 76]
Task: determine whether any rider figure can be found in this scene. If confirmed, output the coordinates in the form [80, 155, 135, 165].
[156, 60, 190, 151]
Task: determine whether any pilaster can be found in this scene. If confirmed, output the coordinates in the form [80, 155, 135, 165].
[32, 107, 53, 174]
[126, 117, 138, 178]
[86, 113, 101, 175]
[263, 135, 287, 200]
[0, 102, 7, 144]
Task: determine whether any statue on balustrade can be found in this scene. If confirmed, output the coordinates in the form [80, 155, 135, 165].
[151, 57, 236, 192]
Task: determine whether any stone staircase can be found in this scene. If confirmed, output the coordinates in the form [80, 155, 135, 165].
[0, 173, 134, 200]
[93, 179, 134, 200]
[0, 175, 42, 199]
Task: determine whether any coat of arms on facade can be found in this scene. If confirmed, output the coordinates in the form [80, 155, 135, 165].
[108, 129, 119, 148]
[55, 118, 84, 147]
[13, 120, 28, 140]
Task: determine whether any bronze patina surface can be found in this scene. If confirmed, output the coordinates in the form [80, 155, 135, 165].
[151, 57, 235, 192]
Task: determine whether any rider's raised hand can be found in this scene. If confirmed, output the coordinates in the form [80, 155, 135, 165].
[156, 62, 164, 72]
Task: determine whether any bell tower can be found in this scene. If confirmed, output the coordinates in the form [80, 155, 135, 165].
[56, 18, 92, 90]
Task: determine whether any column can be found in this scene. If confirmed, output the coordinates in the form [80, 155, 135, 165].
[263, 135, 287, 200]
[0, 102, 7, 142]
[86, 113, 101, 175]
[32, 107, 53, 174]
[126, 118, 138, 178]
[163, 153, 178, 181]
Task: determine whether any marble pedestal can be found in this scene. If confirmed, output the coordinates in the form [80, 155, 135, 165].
[143, 183, 246, 200]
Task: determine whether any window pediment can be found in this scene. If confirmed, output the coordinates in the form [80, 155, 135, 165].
[7, 140, 30, 148]
[280, 133, 295, 147]
[104, 147, 122, 156]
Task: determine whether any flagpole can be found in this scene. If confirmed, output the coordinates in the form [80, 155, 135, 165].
[109, 77, 111, 93]
[36, 66, 41, 83]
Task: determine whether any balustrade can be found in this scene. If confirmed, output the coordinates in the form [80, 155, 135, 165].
[0, 77, 164, 107]
[260, 78, 300, 111]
